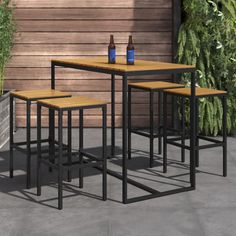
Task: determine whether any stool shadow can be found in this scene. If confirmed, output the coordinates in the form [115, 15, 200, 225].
[0, 145, 122, 208]
[0, 144, 223, 208]
[6, 182, 120, 210]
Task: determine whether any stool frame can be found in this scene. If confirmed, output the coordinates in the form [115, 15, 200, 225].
[9, 93, 71, 189]
[163, 92, 227, 176]
[128, 85, 163, 168]
[128, 83, 184, 169]
[37, 102, 107, 210]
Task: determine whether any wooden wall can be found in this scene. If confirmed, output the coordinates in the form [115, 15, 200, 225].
[5, 0, 173, 127]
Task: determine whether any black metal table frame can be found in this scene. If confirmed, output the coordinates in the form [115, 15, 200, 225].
[51, 60, 196, 204]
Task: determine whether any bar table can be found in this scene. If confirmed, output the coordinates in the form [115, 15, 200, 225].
[51, 57, 196, 204]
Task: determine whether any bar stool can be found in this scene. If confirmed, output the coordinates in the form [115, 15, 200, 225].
[10, 89, 72, 189]
[36, 96, 107, 210]
[163, 87, 227, 175]
[128, 81, 185, 168]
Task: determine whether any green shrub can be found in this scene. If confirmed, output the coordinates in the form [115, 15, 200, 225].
[0, 0, 15, 95]
[177, 0, 236, 135]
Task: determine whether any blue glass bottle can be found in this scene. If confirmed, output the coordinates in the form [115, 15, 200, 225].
[127, 35, 134, 65]
[108, 35, 116, 64]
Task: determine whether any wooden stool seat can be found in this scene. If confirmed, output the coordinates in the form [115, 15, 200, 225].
[128, 81, 184, 90]
[164, 87, 227, 97]
[10, 89, 71, 101]
[38, 96, 107, 109]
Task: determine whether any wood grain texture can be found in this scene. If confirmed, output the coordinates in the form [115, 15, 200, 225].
[52, 57, 194, 73]
[12, 44, 172, 56]
[6, 0, 173, 127]
[11, 0, 172, 8]
[11, 89, 71, 100]
[15, 32, 172, 44]
[5, 68, 172, 80]
[11, 90, 173, 104]
[17, 20, 171, 32]
[6, 78, 175, 92]
[128, 81, 184, 90]
[7, 55, 172, 68]
[38, 96, 108, 109]
[15, 103, 172, 116]
[14, 9, 172, 20]
[164, 87, 227, 96]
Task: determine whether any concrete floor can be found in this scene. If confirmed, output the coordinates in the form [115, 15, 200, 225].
[0, 128, 236, 236]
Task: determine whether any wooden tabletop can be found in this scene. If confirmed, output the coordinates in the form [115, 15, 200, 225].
[52, 57, 195, 74]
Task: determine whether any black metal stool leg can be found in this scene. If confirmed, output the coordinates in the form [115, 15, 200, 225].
[181, 97, 186, 163]
[102, 106, 107, 200]
[195, 99, 199, 168]
[190, 72, 196, 188]
[163, 92, 167, 173]
[67, 110, 72, 182]
[158, 92, 162, 155]
[222, 96, 227, 177]
[79, 109, 84, 188]
[58, 110, 63, 210]
[26, 100, 31, 189]
[111, 74, 115, 158]
[37, 104, 42, 196]
[9, 96, 14, 178]
[150, 91, 154, 168]
[49, 109, 55, 172]
[128, 86, 132, 160]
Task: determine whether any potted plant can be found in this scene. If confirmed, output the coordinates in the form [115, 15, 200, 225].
[0, 0, 15, 148]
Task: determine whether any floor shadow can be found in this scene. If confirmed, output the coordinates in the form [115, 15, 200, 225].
[0, 140, 224, 208]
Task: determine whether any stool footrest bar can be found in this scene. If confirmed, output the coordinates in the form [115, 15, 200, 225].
[167, 136, 189, 142]
[12, 145, 28, 154]
[126, 186, 195, 204]
[63, 161, 102, 169]
[166, 140, 191, 150]
[131, 129, 160, 138]
[80, 149, 104, 162]
[41, 158, 103, 170]
[197, 135, 222, 144]
[54, 140, 69, 148]
[198, 143, 223, 150]
[13, 139, 49, 146]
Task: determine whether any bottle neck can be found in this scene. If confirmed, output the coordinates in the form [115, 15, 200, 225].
[109, 35, 115, 49]
[127, 36, 134, 50]
[128, 36, 133, 45]
[110, 35, 114, 44]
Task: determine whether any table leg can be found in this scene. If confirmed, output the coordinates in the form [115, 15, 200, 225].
[58, 109, 63, 210]
[26, 100, 31, 189]
[49, 62, 56, 172]
[190, 72, 196, 188]
[122, 75, 128, 204]
[67, 110, 72, 182]
[111, 74, 115, 158]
